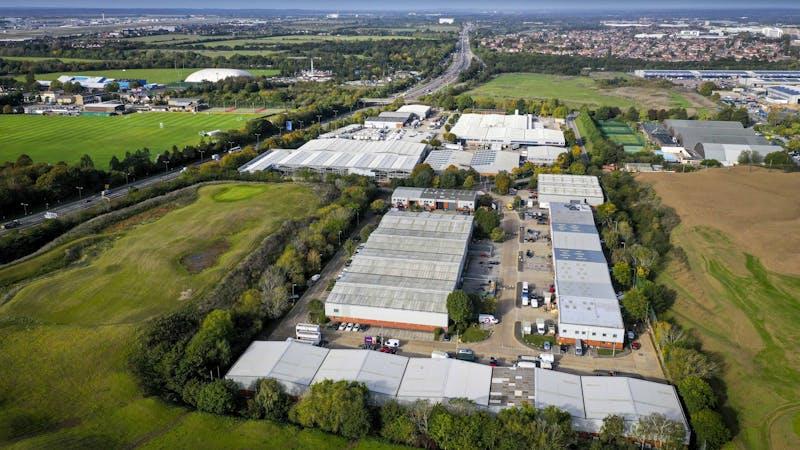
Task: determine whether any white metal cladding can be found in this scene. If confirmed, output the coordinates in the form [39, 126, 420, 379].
[326, 302, 449, 327]
[424, 149, 473, 171]
[451, 113, 565, 146]
[396, 358, 492, 406]
[549, 202, 624, 339]
[397, 104, 432, 118]
[538, 174, 604, 205]
[534, 367, 586, 417]
[327, 211, 473, 321]
[224, 340, 329, 394]
[312, 349, 410, 397]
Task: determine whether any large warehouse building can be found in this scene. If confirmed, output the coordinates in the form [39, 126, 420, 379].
[423, 148, 521, 175]
[537, 174, 604, 207]
[549, 202, 624, 350]
[226, 340, 689, 445]
[663, 119, 782, 166]
[238, 138, 430, 181]
[325, 210, 473, 331]
[450, 113, 566, 147]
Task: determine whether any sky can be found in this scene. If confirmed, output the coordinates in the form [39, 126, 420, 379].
[3, 0, 800, 11]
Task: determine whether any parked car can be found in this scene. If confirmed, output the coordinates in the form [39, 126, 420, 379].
[2, 220, 20, 229]
[310, 274, 321, 283]
[431, 350, 450, 359]
[380, 346, 396, 354]
[456, 348, 476, 362]
[442, 333, 451, 342]
[44, 211, 58, 219]
[345, 323, 354, 332]
[627, 330, 635, 340]
[353, 323, 361, 332]
[489, 356, 498, 367]
[575, 339, 584, 356]
[338, 322, 347, 331]
[543, 341, 552, 351]
[631, 341, 642, 350]
[385, 338, 401, 348]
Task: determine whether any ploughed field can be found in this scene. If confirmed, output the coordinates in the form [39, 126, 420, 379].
[639, 167, 800, 450]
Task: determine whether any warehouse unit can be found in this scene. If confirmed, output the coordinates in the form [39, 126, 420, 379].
[549, 202, 624, 350]
[767, 85, 800, 104]
[663, 119, 782, 166]
[396, 104, 432, 119]
[391, 187, 478, 212]
[225, 340, 330, 394]
[312, 349, 410, 402]
[326, 211, 474, 331]
[534, 368, 689, 444]
[423, 148, 521, 175]
[238, 138, 429, 181]
[396, 358, 492, 406]
[537, 174, 604, 207]
[525, 146, 570, 166]
[450, 113, 565, 147]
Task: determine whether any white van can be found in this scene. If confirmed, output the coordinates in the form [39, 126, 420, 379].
[575, 339, 584, 356]
[521, 282, 530, 306]
[431, 350, 450, 359]
[478, 314, 499, 324]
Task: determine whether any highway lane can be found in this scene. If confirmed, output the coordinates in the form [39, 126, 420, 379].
[402, 23, 474, 100]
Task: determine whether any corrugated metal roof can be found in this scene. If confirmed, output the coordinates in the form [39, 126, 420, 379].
[312, 349, 409, 397]
[451, 113, 565, 146]
[397, 358, 493, 405]
[225, 340, 329, 386]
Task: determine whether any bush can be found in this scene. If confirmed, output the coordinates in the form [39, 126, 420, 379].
[433, 327, 443, 340]
[490, 227, 506, 242]
[677, 376, 717, 413]
[690, 409, 731, 450]
[195, 379, 238, 415]
[254, 378, 291, 421]
[308, 299, 327, 325]
[460, 325, 490, 343]
[291, 380, 372, 439]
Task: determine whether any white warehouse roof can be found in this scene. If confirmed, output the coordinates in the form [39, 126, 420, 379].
[185, 68, 253, 83]
[396, 104, 432, 118]
[549, 202, 623, 341]
[312, 349, 409, 398]
[451, 113, 565, 146]
[538, 174, 604, 207]
[225, 340, 329, 393]
[397, 358, 493, 406]
[238, 138, 429, 177]
[535, 368, 689, 443]
[327, 211, 473, 319]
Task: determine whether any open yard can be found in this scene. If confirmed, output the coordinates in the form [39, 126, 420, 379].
[639, 168, 800, 450]
[26, 68, 279, 84]
[0, 112, 258, 167]
[467, 72, 716, 112]
[0, 183, 350, 448]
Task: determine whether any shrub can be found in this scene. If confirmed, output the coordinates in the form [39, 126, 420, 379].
[460, 325, 490, 343]
[291, 380, 372, 439]
[195, 379, 238, 415]
[254, 378, 291, 421]
[690, 409, 731, 450]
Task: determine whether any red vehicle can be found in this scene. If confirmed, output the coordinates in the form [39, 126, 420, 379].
[549, 284, 556, 293]
[631, 341, 641, 350]
[489, 356, 498, 367]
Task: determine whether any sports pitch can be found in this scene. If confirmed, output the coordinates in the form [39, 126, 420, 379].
[26, 68, 279, 84]
[598, 120, 645, 152]
[0, 112, 258, 168]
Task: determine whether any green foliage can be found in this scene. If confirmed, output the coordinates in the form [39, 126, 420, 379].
[410, 163, 435, 187]
[621, 288, 649, 323]
[183, 310, 235, 378]
[254, 378, 291, 421]
[494, 171, 511, 194]
[715, 106, 751, 127]
[700, 159, 722, 167]
[194, 379, 238, 415]
[291, 380, 372, 439]
[460, 325, 490, 343]
[380, 401, 421, 446]
[474, 207, 501, 238]
[495, 404, 576, 450]
[308, 299, 327, 325]
[490, 226, 506, 242]
[632, 413, 687, 450]
[677, 376, 717, 413]
[737, 149, 763, 165]
[344, 238, 357, 256]
[612, 261, 632, 288]
[763, 151, 791, 166]
[428, 404, 496, 450]
[665, 347, 719, 382]
[690, 409, 731, 450]
[446, 290, 473, 328]
[370, 198, 387, 214]
[698, 81, 718, 97]
[599, 414, 626, 447]
[463, 175, 476, 189]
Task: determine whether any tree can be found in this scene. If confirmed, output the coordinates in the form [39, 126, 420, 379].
[568, 161, 586, 175]
[106, 81, 120, 92]
[380, 401, 420, 446]
[632, 413, 686, 450]
[1, 104, 12, 114]
[370, 199, 387, 214]
[254, 378, 291, 421]
[474, 207, 501, 238]
[677, 376, 717, 413]
[690, 409, 731, 450]
[446, 290, 473, 328]
[612, 261, 632, 288]
[629, 244, 658, 282]
[698, 81, 718, 96]
[737, 149, 763, 165]
[343, 239, 357, 257]
[490, 226, 506, 242]
[495, 405, 576, 450]
[622, 287, 649, 323]
[764, 151, 791, 166]
[463, 175, 476, 189]
[599, 414, 626, 446]
[494, 171, 511, 195]
[625, 106, 640, 121]
[359, 223, 376, 242]
[665, 347, 719, 382]
[291, 380, 372, 439]
[428, 404, 497, 450]
[410, 163, 435, 187]
[182, 309, 234, 377]
[194, 379, 238, 415]
[78, 154, 95, 170]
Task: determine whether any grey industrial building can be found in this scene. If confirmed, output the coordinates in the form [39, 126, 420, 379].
[325, 210, 473, 331]
[450, 113, 566, 147]
[423, 148, 521, 175]
[225, 341, 689, 445]
[663, 119, 783, 166]
[391, 187, 478, 212]
[238, 138, 430, 181]
[537, 174, 605, 207]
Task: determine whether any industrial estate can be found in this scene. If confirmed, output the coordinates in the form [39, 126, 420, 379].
[0, 4, 799, 450]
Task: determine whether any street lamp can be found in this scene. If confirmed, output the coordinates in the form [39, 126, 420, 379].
[316, 114, 322, 125]
[76, 186, 84, 199]
[20, 202, 29, 215]
[338, 230, 342, 246]
[199, 150, 205, 162]
[255, 133, 261, 150]
[163, 160, 169, 172]
[292, 283, 297, 299]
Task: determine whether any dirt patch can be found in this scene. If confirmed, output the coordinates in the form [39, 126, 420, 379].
[638, 167, 800, 275]
[179, 240, 230, 274]
[103, 203, 177, 234]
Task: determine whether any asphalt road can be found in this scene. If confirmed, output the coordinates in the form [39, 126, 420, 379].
[402, 23, 474, 100]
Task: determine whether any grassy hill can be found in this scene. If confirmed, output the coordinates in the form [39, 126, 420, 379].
[0, 183, 374, 448]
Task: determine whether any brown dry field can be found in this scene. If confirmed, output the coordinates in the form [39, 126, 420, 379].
[638, 166, 800, 275]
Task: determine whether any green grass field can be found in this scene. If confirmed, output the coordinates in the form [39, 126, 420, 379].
[660, 225, 800, 450]
[199, 34, 423, 48]
[0, 112, 257, 167]
[125, 33, 220, 44]
[0, 183, 354, 448]
[467, 72, 701, 111]
[26, 68, 279, 84]
[0, 56, 104, 63]
[598, 120, 645, 152]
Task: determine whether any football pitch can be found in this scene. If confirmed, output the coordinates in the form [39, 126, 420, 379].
[0, 112, 258, 168]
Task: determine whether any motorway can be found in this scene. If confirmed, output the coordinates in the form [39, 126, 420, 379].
[2, 25, 474, 235]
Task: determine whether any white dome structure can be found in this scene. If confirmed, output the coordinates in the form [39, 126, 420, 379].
[185, 68, 253, 83]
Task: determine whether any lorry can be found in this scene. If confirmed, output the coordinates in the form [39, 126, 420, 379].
[295, 331, 321, 345]
[478, 314, 499, 325]
[44, 211, 58, 219]
[296, 323, 321, 335]
[536, 318, 546, 335]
